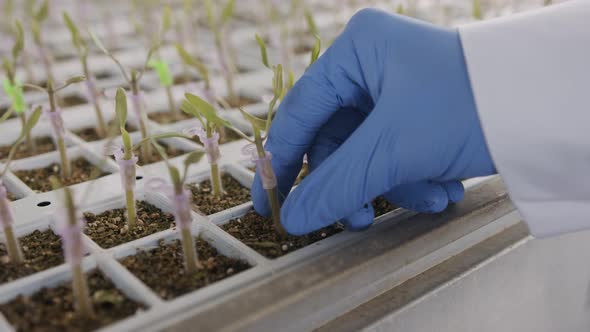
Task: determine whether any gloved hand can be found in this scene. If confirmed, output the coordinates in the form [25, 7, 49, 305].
[251, 8, 497, 235]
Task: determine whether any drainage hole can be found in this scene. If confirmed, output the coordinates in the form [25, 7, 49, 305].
[37, 201, 51, 207]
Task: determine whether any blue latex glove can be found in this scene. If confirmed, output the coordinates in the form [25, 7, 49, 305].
[251, 9, 497, 235]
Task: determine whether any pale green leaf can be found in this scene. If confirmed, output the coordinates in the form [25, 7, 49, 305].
[220, 0, 235, 25]
[12, 20, 24, 60]
[180, 99, 204, 123]
[90, 31, 109, 55]
[310, 35, 321, 66]
[255, 34, 270, 68]
[238, 107, 266, 132]
[35, 0, 49, 22]
[184, 151, 204, 168]
[115, 88, 127, 126]
[176, 44, 210, 83]
[304, 9, 318, 36]
[65, 76, 86, 85]
[185, 93, 231, 128]
[162, 6, 172, 32]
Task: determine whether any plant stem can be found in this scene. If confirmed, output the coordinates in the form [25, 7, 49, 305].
[165, 85, 179, 119]
[254, 138, 286, 236]
[131, 80, 151, 161]
[180, 228, 200, 273]
[19, 113, 36, 153]
[63, 186, 94, 318]
[125, 189, 136, 230]
[2, 226, 23, 263]
[49, 85, 70, 179]
[82, 58, 107, 138]
[71, 263, 94, 318]
[214, 32, 235, 100]
[210, 163, 223, 197]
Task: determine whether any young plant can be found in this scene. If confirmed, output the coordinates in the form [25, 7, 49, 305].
[145, 144, 204, 273]
[31, 0, 55, 84]
[1, 20, 36, 152]
[0, 106, 42, 263]
[90, 32, 157, 161]
[181, 63, 286, 235]
[50, 177, 94, 318]
[63, 12, 108, 138]
[204, 0, 238, 101]
[148, 6, 180, 120]
[180, 94, 225, 198]
[111, 88, 139, 230]
[24, 76, 86, 179]
[473, 0, 483, 20]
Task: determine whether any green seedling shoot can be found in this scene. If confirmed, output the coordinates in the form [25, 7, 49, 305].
[180, 94, 225, 198]
[473, 0, 483, 20]
[90, 31, 158, 161]
[113, 88, 139, 230]
[0, 106, 42, 263]
[204, 0, 238, 101]
[49, 177, 94, 318]
[31, 0, 55, 84]
[145, 141, 204, 273]
[182, 66, 286, 235]
[1, 20, 36, 152]
[24, 76, 86, 179]
[148, 5, 180, 120]
[63, 12, 108, 138]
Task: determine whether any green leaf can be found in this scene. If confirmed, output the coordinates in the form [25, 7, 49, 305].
[310, 35, 321, 66]
[255, 34, 270, 68]
[17, 106, 42, 143]
[176, 44, 209, 83]
[0, 107, 14, 123]
[162, 6, 172, 32]
[35, 0, 49, 22]
[121, 129, 132, 156]
[184, 151, 204, 168]
[133, 132, 192, 150]
[63, 12, 83, 50]
[168, 164, 181, 186]
[90, 31, 109, 55]
[12, 20, 24, 60]
[31, 21, 41, 44]
[65, 76, 86, 85]
[473, 0, 482, 20]
[204, 0, 215, 29]
[184, 93, 232, 128]
[238, 107, 266, 132]
[115, 88, 127, 127]
[220, 0, 235, 25]
[180, 99, 204, 123]
[273, 64, 283, 98]
[148, 59, 173, 87]
[2, 79, 26, 114]
[304, 9, 318, 36]
[396, 4, 405, 15]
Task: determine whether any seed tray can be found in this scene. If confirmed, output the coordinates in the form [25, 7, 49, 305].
[0, 0, 549, 330]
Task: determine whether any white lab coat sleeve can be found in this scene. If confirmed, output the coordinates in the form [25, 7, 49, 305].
[458, 0, 590, 238]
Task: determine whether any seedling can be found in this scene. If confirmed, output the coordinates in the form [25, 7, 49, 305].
[1, 20, 36, 152]
[49, 177, 94, 318]
[180, 94, 225, 198]
[0, 106, 42, 263]
[204, 0, 238, 101]
[90, 31, 157, 161]
[145, 144, 204, 273]
[181, 61, 286, 235]
[110, 88, 139, 230]
[63, 12, 108, 138]
[148, 6, 180, 120]
[24, 76, 86, 179]
[31, 0, 55, 84]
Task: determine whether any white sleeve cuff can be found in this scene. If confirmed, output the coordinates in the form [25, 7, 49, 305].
[458, 0, 590, 238]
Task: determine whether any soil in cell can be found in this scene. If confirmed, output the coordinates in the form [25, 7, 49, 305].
[187, 174, 251, 215]
[0, 270, 147, 332]
[0, 229, 64, 285]
[136, 142, 188, 166]
[120, 238, 251, 300]
[58, 94, 88, 108]
[0, 136, 56, 160]
[222, 211, 344, 259]
[372, 196, 397, 217]
[84, 201, 176, 249]
[221, 95, 258, 108]
[148, 111, 192, 124]
[13, 158, 108, 193]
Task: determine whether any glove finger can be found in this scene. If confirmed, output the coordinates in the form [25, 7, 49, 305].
[306, 108, 374, 232]
[383, 181, 451, 213]
[440, 180, 464, 203]
[280, 104, 398, 235]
